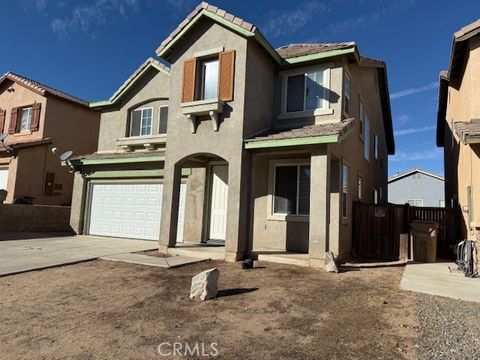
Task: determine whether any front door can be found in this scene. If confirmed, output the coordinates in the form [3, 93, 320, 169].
[209, 165, 228, 241]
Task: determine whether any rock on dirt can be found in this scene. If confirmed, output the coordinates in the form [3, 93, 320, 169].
[190, 268, 219, 301]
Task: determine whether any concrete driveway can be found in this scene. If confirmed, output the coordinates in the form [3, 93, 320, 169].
[0, 234, 158, 277]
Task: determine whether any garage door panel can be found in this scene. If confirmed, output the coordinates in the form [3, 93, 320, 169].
[88, 182, 186, 242]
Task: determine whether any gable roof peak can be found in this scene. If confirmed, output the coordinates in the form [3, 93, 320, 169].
[0, 71, 89, 107]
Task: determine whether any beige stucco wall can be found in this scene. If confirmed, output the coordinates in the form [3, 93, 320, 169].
[0, 79, 99, 205]
[97, 67, 170, 152]
[443, 36, 480, 240]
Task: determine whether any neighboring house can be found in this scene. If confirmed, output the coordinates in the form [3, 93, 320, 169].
[388, 169, 445, 207]
[0, 72, 100, 205]
[437, 19, 480, 241]
[69, 2, 394, 265]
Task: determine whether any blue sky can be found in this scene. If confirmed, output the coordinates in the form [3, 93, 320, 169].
[0, 0, 478, 177]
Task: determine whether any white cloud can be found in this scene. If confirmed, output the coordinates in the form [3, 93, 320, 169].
[263, 1, 328, 37]
[395, 114, 410, 125]
[390, 81, 438, 100]
[394, 125, 436, 136]
[327, 0, 415, 34]
[50, 0, 142, 40]
[390, 148, 443, 162]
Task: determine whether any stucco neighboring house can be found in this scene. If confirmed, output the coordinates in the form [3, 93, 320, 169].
[69, 2, 394, 265]
[437, 19, 480, 241]
[0, 72, 100, 205]
[388, 169, 445, 207]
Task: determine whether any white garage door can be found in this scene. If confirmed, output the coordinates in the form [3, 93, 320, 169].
[0, 169, 8, 191]
[88, 182, 186, 242]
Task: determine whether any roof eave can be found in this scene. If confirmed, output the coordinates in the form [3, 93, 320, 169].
[156, 9, 283, 64]
[281, 47, 356, 65]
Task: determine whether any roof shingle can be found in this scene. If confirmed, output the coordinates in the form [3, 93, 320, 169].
[246, 119, 354, 143]
[276, 42, 356, 59]
[0, 72, 89, 107]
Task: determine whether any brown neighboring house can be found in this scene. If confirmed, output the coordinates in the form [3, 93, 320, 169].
[0, 72, 100, 205]
[437, 19, 480, 241]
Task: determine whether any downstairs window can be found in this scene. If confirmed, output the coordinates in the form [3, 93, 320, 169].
[273, 164, 311, 216]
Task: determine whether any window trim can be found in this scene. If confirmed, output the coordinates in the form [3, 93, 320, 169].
[199, 57, 219, 101]
[343, 70, 352, 116]
[341, 162, 349, 220]
[357, 174, 363, 201]
[129, 106, 153, 137]
[158, 105, 168, 135]
[267, 159, 310, 222]
[359, 98, 365, 141]
[279, 64, 333, 120]
[18, 106, 33, 133]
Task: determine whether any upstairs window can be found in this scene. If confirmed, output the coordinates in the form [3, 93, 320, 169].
[159, 106, 168, 134]
[19, 107, 32, 132]
[130, 107, 152, 137]
[364, 117, 370, 161]
[374, 133, 379, 159]
[199, 58, 219, 100]
[358, 175, 363, 201]
[274, 164, 310, 216]
[344, 73, 351, 115]
[286, 70, 326, 113]
[181, 50, 235, 103]
[359, 100, 365, 137]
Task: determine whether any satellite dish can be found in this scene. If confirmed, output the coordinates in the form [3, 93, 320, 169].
[59, 150, 73, 161]
[0, 134, 7, 142]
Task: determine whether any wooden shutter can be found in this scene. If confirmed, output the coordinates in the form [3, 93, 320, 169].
[182, 58, 197, 103]
[218, 50, 235, 102]
[0, 109, 5, 134]
[8, 108, 18, 134]
[45, 172, 55, 196]
[31, 103, 41, 131]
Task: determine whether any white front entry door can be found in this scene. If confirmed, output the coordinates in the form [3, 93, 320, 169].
[209, 165, 228, 240]
[0, 168, 8, 191]
[88, 182, 187, 242]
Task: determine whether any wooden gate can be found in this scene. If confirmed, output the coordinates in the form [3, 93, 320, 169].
[352, 202, 459, 261]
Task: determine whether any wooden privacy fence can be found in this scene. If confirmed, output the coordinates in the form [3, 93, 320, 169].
[352, 202, 458, 261]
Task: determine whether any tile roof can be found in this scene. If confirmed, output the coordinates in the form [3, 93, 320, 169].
[71, 150, 165, 161]
[246, 119, 354, 143]
[0, 138, 52, 153]
[276, 42, 356, 59]
[454, 121, 480, 142]
[0, 72, 90, 107]
[156, 2, 257, 55]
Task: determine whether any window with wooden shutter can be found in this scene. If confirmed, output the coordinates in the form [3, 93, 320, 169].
[182, 58, 197, 103]
[31, 103, 41, 131]
[45, 172, 55, 196]
[218, 50, 235, 102]
[0, 109, 5, 134]
[8, 108, 18, 134]
[159, 106, 168, 134]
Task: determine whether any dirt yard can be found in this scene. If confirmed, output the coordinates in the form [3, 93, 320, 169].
[0, 260, 420, 359]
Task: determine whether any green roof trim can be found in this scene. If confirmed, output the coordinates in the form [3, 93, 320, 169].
[84, 168, 192, 179]
[157, 9, 283, 64]
[71, 155, 165, 166]
[89, 61, 169, 108]
[284, 47, 356, 64]
[245, 134, 339, 149]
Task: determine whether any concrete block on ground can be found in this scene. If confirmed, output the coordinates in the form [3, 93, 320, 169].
[190, 268, 219, 301]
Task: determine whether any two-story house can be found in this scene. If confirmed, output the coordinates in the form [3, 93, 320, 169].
[437, 19, 480, 241]
[0, 72, 100, 205]
[69, 2, 394, 266]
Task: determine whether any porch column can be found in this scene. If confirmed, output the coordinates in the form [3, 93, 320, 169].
[309, 147, 330, 267]
[224, 151, 250, 261]
[159, 159, 182, 253]
[70, 171, 87, 234]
